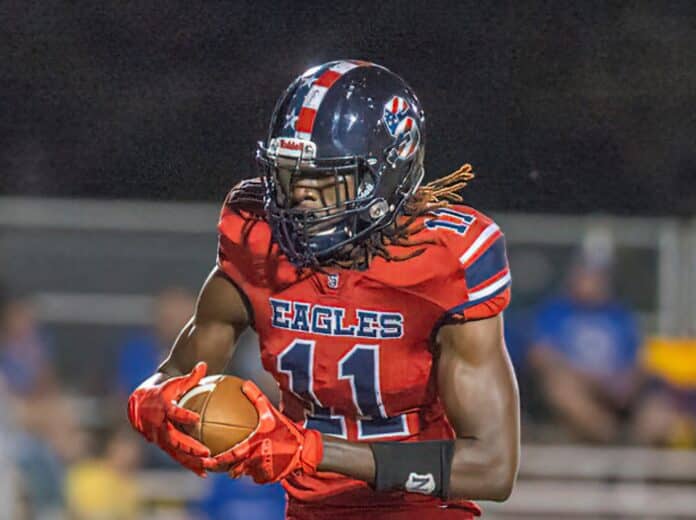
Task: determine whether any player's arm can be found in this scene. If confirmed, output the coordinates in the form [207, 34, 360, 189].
[158, 267, 250, 378]
[127, 267, 250, 475]
[319, 314, 520, 501]
[435, 314, 520, 500]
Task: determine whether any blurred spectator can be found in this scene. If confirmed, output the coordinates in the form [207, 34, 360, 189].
[66, 427, 142, 520]
[14, 433, 66, 518]
[190, 473, 286, 520]
[0, 294, 56, 397]
[115, 287, 196, 469]
[0, 293, 68, 517]
[116, 287, 196, 395]
[504, 309, 550, 434]
[10, 380, 89, 518]
[633, 337, 696, 447]
[528, 235, 643, 443]
[0, 375, 30, 519]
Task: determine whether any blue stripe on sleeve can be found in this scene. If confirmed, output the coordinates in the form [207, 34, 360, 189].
[464, 236, 508, 289]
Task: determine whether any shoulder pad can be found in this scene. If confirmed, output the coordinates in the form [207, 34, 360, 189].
[217, 179, 299, 291]
[422, 205, 489, 241]
[423, 205, 511, 320]
[225, 177, 266, 217]
[217, 177, 270, 289]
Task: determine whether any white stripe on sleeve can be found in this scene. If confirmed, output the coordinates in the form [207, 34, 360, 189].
[467, 271, 511, 302]
[458, 223, 500, 265]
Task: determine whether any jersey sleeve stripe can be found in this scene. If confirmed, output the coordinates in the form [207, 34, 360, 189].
[468, 267, 509, 293]
[464, 236, 508, 289]
[468, 270, 511, 301]
[458, 223, 500, 265]
[446, 272, 512, 314]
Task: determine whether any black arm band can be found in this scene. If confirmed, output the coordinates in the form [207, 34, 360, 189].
[370, 440, 455, 498]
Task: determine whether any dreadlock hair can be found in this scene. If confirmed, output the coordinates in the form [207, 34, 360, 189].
[327, 163, 475, 269]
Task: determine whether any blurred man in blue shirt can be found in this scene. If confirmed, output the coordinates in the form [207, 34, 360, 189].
[116, 288, 196, 395]
[0, 295, 56, 397]
[529, 244, 643, 443]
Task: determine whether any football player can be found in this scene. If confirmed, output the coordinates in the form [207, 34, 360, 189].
[128, 60, 520, 519]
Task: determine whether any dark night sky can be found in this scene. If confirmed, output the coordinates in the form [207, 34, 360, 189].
[2, 1, 695, 215]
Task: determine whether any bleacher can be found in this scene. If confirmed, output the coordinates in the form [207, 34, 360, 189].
[486, 445, 696, 518]
[133, 445, 696, 519]
[3, 197, 696, 519]
[3, 195, 686, 374]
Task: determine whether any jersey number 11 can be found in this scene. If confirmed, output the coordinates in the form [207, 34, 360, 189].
[278, 339, 410, 440]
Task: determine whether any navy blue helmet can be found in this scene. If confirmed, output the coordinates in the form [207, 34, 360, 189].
[257, 60, 426, 267]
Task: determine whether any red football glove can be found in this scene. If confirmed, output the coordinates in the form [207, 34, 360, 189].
[127, 362, 211, 477]
[202, 381, 323, 484]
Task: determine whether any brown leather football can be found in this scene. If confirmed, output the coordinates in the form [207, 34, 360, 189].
[178, 375, 259, 456]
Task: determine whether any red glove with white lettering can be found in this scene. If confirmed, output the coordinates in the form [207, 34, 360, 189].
[202, 381, 323, 484]
[127, 362, 211, 477]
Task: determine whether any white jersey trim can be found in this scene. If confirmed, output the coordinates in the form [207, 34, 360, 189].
[467, 271, 511, 302]
[458, 223, 500, 265]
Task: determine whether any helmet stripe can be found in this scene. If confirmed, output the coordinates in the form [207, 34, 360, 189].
[314, 69, 341, 88]
[296, 107, 317, 136]
[293, 60, 367, 140]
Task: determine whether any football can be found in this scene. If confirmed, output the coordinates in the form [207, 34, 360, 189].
[177, 375, 259, 456]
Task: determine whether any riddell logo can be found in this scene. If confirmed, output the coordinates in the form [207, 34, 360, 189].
[270, 137, 316, 160]
[279, 139, 304, 151]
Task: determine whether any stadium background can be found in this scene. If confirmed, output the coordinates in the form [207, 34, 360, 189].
[2, 1, 695, 518]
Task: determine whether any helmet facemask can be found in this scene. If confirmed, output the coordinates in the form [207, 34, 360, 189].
[258, 137, 424, 268]
[258, 138, 391, 266]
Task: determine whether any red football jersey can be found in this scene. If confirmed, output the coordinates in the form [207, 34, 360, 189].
[216, 184, 510, 513]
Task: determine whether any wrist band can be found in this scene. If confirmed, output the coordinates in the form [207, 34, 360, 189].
[370, 440, 455, 498]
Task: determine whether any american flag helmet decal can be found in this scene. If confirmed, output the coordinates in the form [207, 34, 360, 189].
[283, 60, 368, 141]
[383, 95, 420, 161]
